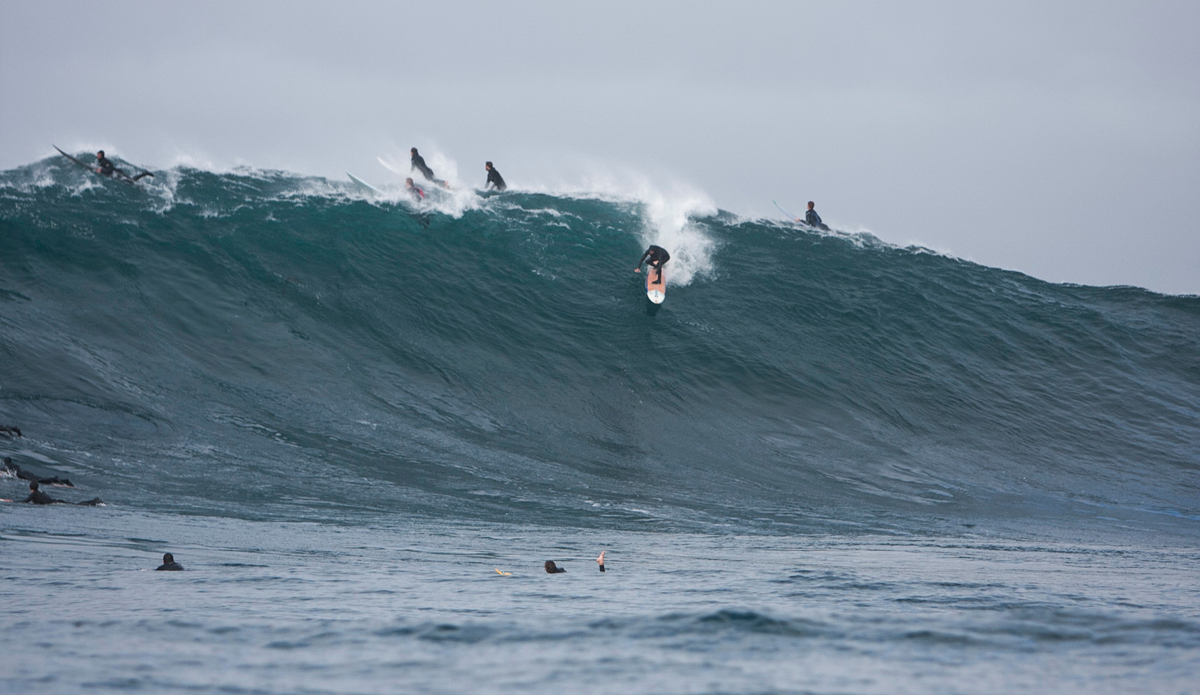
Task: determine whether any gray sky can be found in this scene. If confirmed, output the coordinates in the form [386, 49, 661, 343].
[3, 0, 1198, 294]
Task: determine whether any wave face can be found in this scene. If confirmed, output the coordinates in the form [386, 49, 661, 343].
[1, 157, 1198, 532]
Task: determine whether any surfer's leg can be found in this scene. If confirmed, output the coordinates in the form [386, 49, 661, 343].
[132, 172, 154, 181]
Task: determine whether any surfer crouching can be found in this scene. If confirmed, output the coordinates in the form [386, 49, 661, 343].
[634, 245, 670, 284]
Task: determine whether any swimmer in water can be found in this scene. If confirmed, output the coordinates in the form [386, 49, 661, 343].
[156, 553, 184, 571]
[544, 560, 567, 574]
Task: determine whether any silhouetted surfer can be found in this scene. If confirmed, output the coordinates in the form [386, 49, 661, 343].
[805, 201, 830, 230]
[95, 150, 153, 183]
[20, 481, 103, 506]
[410, 147, 448, 188]
[634, 245, 670, 284]
[3, 456, 73, 487]
[405, 178, 426, 200]
[0, 425, 22, 439]
[485, 161, 506, 191]
[156, 553, 184, 571]
[544, 560, 566, 574]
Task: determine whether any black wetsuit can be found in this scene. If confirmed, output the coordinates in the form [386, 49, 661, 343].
[806, 209, 830, 230]
[486, 167, 506, 191]
[96, 155, 118, 177]
[22, 489, 65, 505]
[411, 153, 436, 182]
[156, 561, 184, 571]
[544, 561, 567, 574]
[4, 457, 73, 487]
[638, 245, 670, 283]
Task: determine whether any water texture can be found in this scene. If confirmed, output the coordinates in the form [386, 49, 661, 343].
[1, 157, 1198, 694]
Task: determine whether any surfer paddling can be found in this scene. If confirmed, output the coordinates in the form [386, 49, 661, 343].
[634, 245, 670, 284]
[3, 456, 73, 487]
[485, 161, 506, 191]
[544, 560, 567, 574]
[20, 481, 103, 506]
[95, 150, 153, 183]
[803, 201, 830, 230]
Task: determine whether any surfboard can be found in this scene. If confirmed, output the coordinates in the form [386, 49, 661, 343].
[54, 145, 94, 172]
[53, 145, 146, 185]
[646, 266, 666, 304]
[347, 172, 380, 194]
[773, 200, 801, 222]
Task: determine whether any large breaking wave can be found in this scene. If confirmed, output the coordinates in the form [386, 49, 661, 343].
[1, 155, 1197, 533]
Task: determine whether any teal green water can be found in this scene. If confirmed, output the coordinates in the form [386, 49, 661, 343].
[1, 157, 1198, 694]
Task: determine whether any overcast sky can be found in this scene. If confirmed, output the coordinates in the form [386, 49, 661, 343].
[3, 1, 1197, 294]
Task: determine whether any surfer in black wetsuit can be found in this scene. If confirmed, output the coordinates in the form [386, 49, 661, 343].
[634, 245, 670, 284]
[410, 148, 438, 182]
[485, 161, 506, 191]
[20, 481, 103, 506]
[4, 456, 73, 487]
[805, 201, 830, 230]
[156, 553, 184, 571]
[544, 560, 566, 574]
[94, 150, 153, 183]
[0, 425, 22, 439]
[405, 178, 426, 200]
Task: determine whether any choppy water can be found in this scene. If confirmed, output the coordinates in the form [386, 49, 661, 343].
[1, 154, 1198, 693]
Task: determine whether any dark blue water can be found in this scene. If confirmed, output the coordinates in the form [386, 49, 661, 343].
[2, 155, 1198, 693]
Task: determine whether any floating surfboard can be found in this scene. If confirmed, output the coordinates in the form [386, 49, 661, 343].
[646, 266, 666, 304]
[347, 172, 380, 194]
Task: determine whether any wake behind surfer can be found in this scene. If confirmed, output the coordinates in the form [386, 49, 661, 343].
[804, 201, 830, 230]
[95, 150, 153, 183]
[485, 161, 506, 191]
[634, 245, 670, 284]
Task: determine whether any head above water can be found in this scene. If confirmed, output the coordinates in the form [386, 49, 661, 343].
[163, 553, 174, 563]
[807, 201, 815, 210]
[97, 150, 105, 158]
[29, 481, 38, 491]
[544, 560, 565, 573]
[405, 178, 414, 186]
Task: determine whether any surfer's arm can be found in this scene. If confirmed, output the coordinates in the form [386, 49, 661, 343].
[634, 250, 650, 271]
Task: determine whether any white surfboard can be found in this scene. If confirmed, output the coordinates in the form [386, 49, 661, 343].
[646, 266, 666, 304]
[377, 156, 404, 176]
[347, 172, 380, 194]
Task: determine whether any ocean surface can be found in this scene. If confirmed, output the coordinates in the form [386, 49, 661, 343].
[2, 154, 1198, 694]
